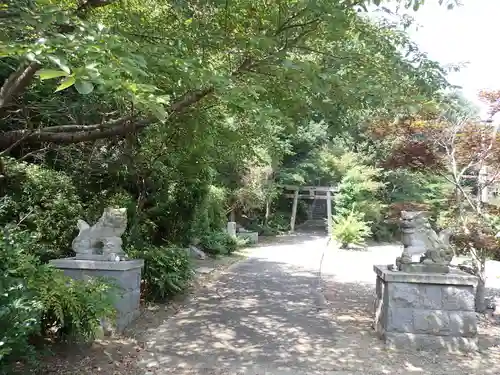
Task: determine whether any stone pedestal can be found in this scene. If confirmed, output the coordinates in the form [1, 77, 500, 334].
[373, 265, 478, 352]
[50, 258, 144, 332]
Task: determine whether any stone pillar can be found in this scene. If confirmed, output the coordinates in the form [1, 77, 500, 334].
[373, 265, 478, 352]
[50, 258, 144, 333]
[227, 221, 237, 238]
[326, 190, 332, 236]
[290, 189, 299, 232]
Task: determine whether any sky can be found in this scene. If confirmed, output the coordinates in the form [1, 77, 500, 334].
[375, 0, 499, 118]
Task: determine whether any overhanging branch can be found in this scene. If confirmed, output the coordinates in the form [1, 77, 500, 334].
[0, 55, 258, 149]
[0, 86, 217, 148]
[0, 62, 40, 110]
[77, 0, 118, 12]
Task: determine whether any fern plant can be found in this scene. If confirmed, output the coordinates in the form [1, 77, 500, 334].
[332, 210, 371, 249]
[0, 226, 116, 373]
[34, 267, 116, 341]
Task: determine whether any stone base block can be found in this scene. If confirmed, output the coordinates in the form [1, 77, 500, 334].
[383, 332, 478, 352]
[50, 258, 144, 333]
[399, 263, 450, 274]
[373, 265, 478, 352]
[237, 231, 258, 244]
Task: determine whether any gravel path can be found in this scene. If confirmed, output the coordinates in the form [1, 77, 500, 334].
[135, 234, 500, 375]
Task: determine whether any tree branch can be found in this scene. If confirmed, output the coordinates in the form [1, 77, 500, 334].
[439, 171, 478, 213]
[275, 18, 321, 35]
[0, 55, 257, 148]
[77, 0, 118, 12]
[41, 116, 134, 133]
[0, 86, 216, 148]
[275, 7, 309, 35]
[0, 62, 40, 110]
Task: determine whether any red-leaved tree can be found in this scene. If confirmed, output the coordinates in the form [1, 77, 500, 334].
[380, 97, 500, 312]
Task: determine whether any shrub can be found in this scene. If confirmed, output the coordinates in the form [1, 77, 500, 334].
[381, 170, 453, 238]
[0, 158, 84, 261]
[0, 228, 116, 373]
[128, 245, 194, 301]
[266, 213, 290, 233]
[245, 222, 280, 236]
[189, 185, 228, 242]
[332, 155, 385, 243]
[332, 210, 371, 248]
[334, 163, 385, 221]
[200, 231, 245, 256]
[35, 269, 116, 342]
[0, 234, 43, 371]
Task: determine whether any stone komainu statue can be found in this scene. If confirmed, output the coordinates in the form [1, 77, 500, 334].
[72, 207, 128, 261]
[396, 211, 454, 273]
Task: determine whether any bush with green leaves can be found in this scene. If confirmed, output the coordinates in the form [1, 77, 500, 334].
[266, 214, 290, 233]
[243, 213, 289, 236]
[128, 245, 194, 301]
[384, 170, 453, 227]
[35, 268, 116, 342]
[332, 210, 372, 248]
[189, 185, 228, 242]
[200, 231, 245, 256]
[333, 157, 385, 222]
[0, 244, 43, 372]
[0, 228, 115, 372]
[0, 158, 84, 261]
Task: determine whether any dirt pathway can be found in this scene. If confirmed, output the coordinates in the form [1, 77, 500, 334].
[134, 234, 500, 375]
[44, 234, 500, 374]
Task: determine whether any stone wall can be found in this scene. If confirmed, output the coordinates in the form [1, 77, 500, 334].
[373, 265, 478, 352]
[50, 258, 144, 332]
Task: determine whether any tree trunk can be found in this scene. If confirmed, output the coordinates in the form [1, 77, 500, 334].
[476, 276, 487, 313]
[474, 255, 487, 313]
[264, 199, 270, 225]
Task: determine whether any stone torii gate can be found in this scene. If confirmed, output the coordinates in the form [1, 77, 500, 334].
[282, 185, 337, 234]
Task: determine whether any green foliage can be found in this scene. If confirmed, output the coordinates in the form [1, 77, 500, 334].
[0, 0, 461, 367]
[241, 213, 289, 236]
[200, 231, 245, 256]
[0, 228, 115, 373]
[190, 185, 228, 242]
[35, 270, 116, 342]
[384, 169, 454, 231]
[0, 230, 43, 371]
[232, 163, 276, 214]
[333, 152, 385, 222]
[265, 214, 290, 234]
[0, 158, 84, 261]
[128, 245, 194, 301]
[332, 210, 372, 248]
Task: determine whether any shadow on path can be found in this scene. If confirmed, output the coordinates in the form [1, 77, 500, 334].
[138, 258, 337, 373]
[137, 254, 500, 374]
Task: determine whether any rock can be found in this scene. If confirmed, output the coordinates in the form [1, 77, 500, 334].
[196, 266, 215, 274]
[188, 245, 206, 260]
[485, 296, 497, 311]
